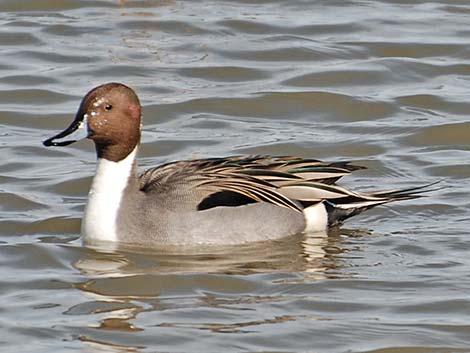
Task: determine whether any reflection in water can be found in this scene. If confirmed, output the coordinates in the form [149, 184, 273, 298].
[74, 229, 344, 277]
[70, 229, 367, 352]
[79, 336, 142, 353]
[157, 314, 302, 334]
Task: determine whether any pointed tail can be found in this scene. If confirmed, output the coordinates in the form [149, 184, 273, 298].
[325, 181, 443, 226]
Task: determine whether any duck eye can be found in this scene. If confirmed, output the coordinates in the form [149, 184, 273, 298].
[104, 104, 113, 111]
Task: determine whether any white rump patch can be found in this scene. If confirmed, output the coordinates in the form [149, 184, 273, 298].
[82, 147, 137, 244]
[303, 202, 328, 233]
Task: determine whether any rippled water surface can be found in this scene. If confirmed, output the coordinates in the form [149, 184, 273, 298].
[1, 0, 469, 352]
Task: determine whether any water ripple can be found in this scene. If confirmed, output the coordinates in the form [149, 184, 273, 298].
[0, 0, 469, 352]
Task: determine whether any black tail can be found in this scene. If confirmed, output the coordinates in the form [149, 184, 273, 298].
[325, 181, 443, 226]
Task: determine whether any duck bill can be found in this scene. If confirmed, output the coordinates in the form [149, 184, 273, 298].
[43, 114, 89, 147]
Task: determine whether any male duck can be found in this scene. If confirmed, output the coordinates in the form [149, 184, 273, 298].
[44, 83, 432, 247]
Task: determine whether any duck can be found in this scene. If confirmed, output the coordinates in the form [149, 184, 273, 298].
[43, 82, 434, 247]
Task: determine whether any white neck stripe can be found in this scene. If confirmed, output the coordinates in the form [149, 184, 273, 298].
[82, 147, 137, 244]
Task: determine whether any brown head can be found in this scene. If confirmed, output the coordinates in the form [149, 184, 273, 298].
[43, 83, 142, 162]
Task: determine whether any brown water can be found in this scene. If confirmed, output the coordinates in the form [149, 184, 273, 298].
[1, 0, 469, 352]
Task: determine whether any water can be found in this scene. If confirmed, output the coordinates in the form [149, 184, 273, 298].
[1, 0, 469, 352]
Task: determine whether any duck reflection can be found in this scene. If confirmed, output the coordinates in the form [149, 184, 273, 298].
[73, 228, 350, 277]
[70, 228, 369, 352]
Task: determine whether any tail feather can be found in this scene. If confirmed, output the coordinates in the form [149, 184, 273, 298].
[368, 180, 444, 198]
[324, 181, 443, 227]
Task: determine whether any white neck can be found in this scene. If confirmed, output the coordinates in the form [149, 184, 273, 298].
[81, 147, 138, 245]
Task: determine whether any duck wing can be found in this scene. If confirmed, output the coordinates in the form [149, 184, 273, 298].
[138, 155, 364, 212]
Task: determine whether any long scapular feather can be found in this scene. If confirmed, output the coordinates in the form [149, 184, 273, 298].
[208, 181, 302, 212]
[278, 181, 367, 201]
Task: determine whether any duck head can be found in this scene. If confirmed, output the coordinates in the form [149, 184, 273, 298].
[43, 82, 142, 162]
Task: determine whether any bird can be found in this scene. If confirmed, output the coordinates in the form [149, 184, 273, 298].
[43, 82, 436, 247]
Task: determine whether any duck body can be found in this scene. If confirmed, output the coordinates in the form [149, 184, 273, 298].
[43, 83, 434, 247]
[81, 149, 308, 246]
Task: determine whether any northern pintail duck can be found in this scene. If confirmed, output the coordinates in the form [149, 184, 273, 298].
[44, 83, 433, 247]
